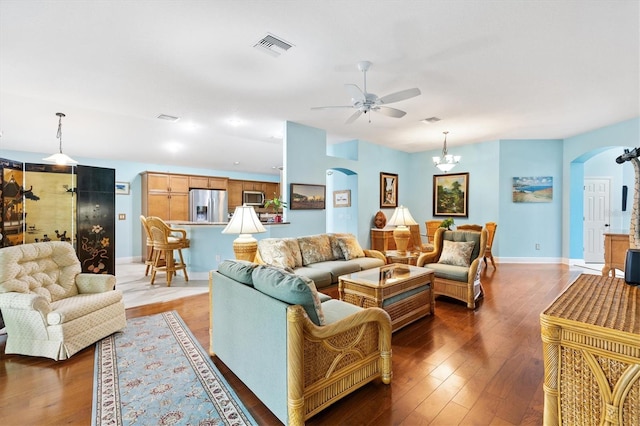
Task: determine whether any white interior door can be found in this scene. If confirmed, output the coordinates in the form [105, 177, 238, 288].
[583, 178, 611, 263]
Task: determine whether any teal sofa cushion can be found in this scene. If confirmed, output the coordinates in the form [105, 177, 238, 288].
[426, 262, 470, 282]
[217, 260, 258, 286]
[252, 265, 325, 325]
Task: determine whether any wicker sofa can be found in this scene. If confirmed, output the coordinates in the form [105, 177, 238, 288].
[0, 241, 126, 360]
[209, 260, 392, 425]
[417, 228, 487, 309]
[255, 233, 386, 289]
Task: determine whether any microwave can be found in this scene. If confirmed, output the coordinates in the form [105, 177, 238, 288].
[243, 190, 265, 206]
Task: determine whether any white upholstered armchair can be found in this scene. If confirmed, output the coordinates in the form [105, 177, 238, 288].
[0, 241, 126, 360]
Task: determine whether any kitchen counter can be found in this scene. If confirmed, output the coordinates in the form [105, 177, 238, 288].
[167, 221, 290, 277]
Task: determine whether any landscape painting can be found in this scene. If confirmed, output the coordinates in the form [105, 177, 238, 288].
[512, 176, 553, 203]
[290, 183, 325, 210]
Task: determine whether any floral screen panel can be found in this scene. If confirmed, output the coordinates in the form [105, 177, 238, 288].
[76, 165, 115, 275]
[1, 158, 25, 247]
[24, 163, 76, 245]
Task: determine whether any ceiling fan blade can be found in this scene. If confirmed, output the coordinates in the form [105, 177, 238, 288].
[345, 110, 363, 124]
[311, 105, 354, 110]
[379, 88, 421, 104]
[344, 84, 366, 102]
[376, 106, 406, 118]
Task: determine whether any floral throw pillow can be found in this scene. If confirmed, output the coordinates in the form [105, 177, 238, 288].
[337, 235, 365, 261]
[298, 234, 334, 265]
[258, 239, 296, 269]
[438, 240, 475, 267]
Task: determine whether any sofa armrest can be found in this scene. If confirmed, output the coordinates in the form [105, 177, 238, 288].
[0, 292, 51, 315]
[286, 305, 392, 425]
[417, 252, 438, 266]
[75, 274, 116, 293]
[363, 249, 386, 263]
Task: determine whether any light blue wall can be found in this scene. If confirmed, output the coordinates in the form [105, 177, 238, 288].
[498, 140, 563, 259]
[563, 117, 640, 259]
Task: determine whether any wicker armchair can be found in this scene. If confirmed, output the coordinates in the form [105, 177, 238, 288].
[417, 228, 487, 309]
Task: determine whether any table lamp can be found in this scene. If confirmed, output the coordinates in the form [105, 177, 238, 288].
[387, 205, 418, 255]
[222, 205, 267, 261]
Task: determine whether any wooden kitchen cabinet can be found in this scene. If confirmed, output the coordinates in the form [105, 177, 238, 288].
[228, 180, 244, 211]
[141, 172, 189, 221]
[264, 182, 280, 200]
[243, 181, 266, 192]
[189, 175, 228, 190]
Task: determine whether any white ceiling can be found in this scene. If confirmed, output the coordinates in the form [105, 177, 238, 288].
[1, 1, 638, 175]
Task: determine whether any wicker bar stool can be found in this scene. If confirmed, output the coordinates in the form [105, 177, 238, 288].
[140, 215, 156, 276]
[145, 216, 190, 286]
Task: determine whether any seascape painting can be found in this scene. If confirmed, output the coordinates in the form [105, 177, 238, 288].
[512, 176, 553, 203]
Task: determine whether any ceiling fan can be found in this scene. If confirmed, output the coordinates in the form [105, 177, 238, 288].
[312, 60, 421, 124]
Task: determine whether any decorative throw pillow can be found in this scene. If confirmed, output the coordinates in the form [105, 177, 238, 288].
[257, 239, 296, 269]
[438, 240, 475, 267]
[327, 234, 345, 260]
[217, 259, 258, 286]
[298, 234, 334, 265]
[282, 238, 303, 267]
[252, 265, 325, 325]
[337, 235, 365, 261]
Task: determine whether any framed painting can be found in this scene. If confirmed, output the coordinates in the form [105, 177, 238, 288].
[290, 183, 326, 210]
[333, 189, 351, 207]
[512, 176, 553, 202]
[115, 181, 130, 195]
[433, 172, 469, 217]
[380, 172, 398, 208]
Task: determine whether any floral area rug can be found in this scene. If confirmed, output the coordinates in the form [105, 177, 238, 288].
[92, 311, 257, 426]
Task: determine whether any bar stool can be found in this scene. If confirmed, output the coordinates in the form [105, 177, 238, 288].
[140, 215, 156, 276]
[145, 216, 190, 286]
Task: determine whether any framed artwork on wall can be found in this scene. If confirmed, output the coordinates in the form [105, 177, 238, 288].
[333, 190, 351, 207]
[380, 172, 398, 208]
[290, 183, 326, 210]
[512, 176, 553, 202]
[115, 181, 130, 195]
[433, 172, 469, 217]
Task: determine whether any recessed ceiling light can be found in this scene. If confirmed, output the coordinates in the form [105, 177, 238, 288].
[234, 161, 240, 165]
[157, 114, 180, 122]
[227, 118, 242, 127]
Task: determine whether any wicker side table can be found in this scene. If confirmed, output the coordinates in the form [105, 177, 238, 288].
[540, 274, 640, 426]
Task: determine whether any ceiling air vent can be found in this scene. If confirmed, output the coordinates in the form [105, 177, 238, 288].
[421, 117, 441, 123]
[157, 114, 180, 122]
[254, 33, 293, 57]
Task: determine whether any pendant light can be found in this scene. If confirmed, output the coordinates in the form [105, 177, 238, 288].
[43, 112, 78, 165]
[432, 131, 460, 173]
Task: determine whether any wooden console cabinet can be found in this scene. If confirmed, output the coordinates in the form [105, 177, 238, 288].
[540, 274, 640, 425]
[371, 228, 396, 251]
[602, 232, 630, 277]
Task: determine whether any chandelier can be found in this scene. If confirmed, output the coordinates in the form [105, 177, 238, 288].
[43, 112, 78, 165]
[432, 131, 460, 173]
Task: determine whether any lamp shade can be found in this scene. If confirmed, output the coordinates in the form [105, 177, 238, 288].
[387, 205, 418, 227]
[222, 205, 267, 235]
[222, 205, 266, 261]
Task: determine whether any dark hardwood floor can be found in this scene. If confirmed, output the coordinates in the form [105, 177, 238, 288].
[0, 263, 582, 425]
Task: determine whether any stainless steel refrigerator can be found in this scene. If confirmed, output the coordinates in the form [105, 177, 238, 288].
[189, 189, 228, 223]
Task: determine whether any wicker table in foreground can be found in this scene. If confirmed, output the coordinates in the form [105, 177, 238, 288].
[338, 264, 434, 332]
[540, 274, 640, 426]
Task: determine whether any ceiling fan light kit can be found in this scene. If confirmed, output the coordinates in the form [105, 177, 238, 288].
[433, 131, 461, 173]
[311, 60, 421, 124]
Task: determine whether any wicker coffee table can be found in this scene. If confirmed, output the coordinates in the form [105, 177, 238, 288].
[338, 264, 435, 332]
[540, 274, 640, 426]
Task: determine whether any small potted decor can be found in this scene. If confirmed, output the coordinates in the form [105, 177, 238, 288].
[440, 217, 455, 230]
[264, 194, 287, 223]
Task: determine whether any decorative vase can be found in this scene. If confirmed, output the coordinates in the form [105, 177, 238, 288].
[374, 211, 387, 229]
[275, 214, 282, 223]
